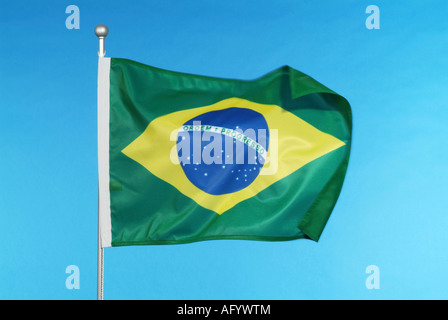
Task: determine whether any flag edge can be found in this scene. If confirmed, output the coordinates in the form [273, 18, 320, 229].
[98, 57, 112, 248]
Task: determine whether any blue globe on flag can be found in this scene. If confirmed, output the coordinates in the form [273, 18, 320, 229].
[177, 107, 270, 195]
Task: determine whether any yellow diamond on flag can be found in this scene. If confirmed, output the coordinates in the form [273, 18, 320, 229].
[122, 97, 345, 215]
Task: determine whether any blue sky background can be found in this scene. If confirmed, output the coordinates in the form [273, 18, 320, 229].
[1, 0, 447, 300]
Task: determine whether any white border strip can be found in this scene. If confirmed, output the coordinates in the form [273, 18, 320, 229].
[97, 57, 111, 248]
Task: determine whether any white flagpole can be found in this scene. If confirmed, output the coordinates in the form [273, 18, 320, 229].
[95, 24, 109, 301]
[97, 198, 104, 301]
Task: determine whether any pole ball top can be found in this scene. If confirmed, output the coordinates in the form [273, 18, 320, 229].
[95, 25, 109, 38]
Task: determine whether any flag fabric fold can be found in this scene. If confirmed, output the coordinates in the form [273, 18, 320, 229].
[98, 57, 352, 248]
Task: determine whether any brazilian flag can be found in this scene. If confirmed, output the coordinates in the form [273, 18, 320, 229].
[97, 57, 352, 248]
